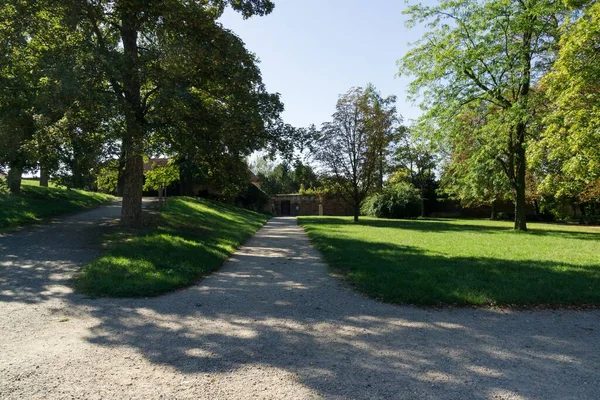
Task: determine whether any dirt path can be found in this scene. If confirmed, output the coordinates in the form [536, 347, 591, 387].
[1, 215, 599, 399]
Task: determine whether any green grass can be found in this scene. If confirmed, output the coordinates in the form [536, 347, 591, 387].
[73, 197, 268, 297]
[299, 216, 600, 307]
[0, 180, 113, 231]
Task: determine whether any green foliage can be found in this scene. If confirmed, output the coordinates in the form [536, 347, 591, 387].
[299, 216, 600, 306]
[400, 0, 569, 230]
[361, 182, 422, 219]
[0, 181, 113, 230]
[143, 160, 180, 192]
[96, 161, 119, 194]
[439, 105, 513, 208]
[73, 197, 267, 297]
[250, 157, 320, 195]
[534, 1, 600, 201]
[392, 125, 438, 215]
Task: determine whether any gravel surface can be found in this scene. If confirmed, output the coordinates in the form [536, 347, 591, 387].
[1, 213, 599, 399]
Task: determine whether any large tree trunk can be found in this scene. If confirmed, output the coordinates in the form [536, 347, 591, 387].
[513, 123, 528, 231]
[120, 135, 144, 226]
[39, 167, 49, 187]
[353, 203, 359, 223]
[7, 162, 23, 195]
[119, 10, 144, 227]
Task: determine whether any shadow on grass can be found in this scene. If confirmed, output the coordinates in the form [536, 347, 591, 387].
[2, 211, 600, 398]
[74, 218, 600, 399]
[0, 185, 113, 230]
[306, 235, 600, 306]
[306, 216, 600, 242]
[72, 197, 268, 298]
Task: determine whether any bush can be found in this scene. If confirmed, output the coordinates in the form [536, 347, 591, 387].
[361, 182, 422, 219]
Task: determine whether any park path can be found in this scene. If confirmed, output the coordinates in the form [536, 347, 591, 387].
[1, 214, 599, 399]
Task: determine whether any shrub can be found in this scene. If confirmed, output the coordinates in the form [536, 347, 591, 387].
[361, 182, 422, 219]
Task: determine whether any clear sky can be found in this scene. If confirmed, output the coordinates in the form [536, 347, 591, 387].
[219, 0, 430, 129]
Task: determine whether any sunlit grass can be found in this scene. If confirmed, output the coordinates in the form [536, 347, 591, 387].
[73, 197, 268, 297]
[299, 217, 600, 306]
[0, 180, 113, 230]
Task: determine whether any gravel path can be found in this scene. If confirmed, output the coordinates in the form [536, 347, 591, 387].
[1, 214, 599, 399]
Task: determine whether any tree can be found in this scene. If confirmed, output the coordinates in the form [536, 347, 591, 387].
[315, 86, 397, 222]
[392, 125, 437, 217]
[143, 160, 180, 208]
[361, 84, 400, 190]
[400, 0, 568, 230]
[0, 2, 51, 194]
[61, 0, 276, 226]
[534, 1, 600, 206]
[0, 1, 117, 193]
[439, 105, 513, 219]
[249, 157, 319, 195]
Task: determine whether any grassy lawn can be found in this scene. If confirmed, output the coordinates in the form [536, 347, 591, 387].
[74, 197, 268, 297]
[0, 180, 113, 231]
[299, 217, 600, 307]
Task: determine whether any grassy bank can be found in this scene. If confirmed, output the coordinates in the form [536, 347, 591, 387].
[0, 180, 113, 231]
[74, 197, 268, 297]
[299, 217, 600, 307]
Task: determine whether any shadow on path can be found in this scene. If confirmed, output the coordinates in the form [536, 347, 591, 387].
[1, 215, 599, 399]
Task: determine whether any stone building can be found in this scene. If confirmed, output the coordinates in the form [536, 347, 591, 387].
[272, 194, 354, 217]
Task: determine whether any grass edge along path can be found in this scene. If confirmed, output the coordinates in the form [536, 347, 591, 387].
[74, 197, 268, 297]
[0, 180, 114, 231]
[298, 216, 600, 307]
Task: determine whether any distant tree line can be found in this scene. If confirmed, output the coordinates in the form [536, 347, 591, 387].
[303, 0, 599, 228]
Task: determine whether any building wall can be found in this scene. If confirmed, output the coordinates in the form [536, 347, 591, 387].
[272, 195, 354, 217]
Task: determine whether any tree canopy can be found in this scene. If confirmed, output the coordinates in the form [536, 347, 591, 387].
[400, 0, 569, 230]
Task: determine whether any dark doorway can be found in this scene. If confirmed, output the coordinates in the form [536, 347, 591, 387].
[281, 200, 291, 216]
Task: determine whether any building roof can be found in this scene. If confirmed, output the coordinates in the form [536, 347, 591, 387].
[249, 170, 261, 183]
[143, 158, 170, 172]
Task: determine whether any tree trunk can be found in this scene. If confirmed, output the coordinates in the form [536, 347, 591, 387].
[490, 199, 497, 220]
[120, 121, 144, 227]
[119, 10, 144, 227]
[513, 122, 527, 231]
[7, 163, 23, 195]
[420, 186, 426, 217]
[180, 166, 194, 196]
[39, 167, 49, 187]
[353, 204, 359, 223]
[533, 199, 540, 216]
[379, 152, 384, 190]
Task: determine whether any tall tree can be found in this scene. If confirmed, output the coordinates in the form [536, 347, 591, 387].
[315, 86, 397, 222]
[534, 0, 600, 204]
[361, 84, 400, 189]
[0, 2, 52, 193]
[393, 126, 437, 217]
[63, 0, 276, 226]
[400, 0, 568, 230]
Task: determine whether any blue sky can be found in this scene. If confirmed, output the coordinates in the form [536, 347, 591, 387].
[219, 1, 430, 129]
